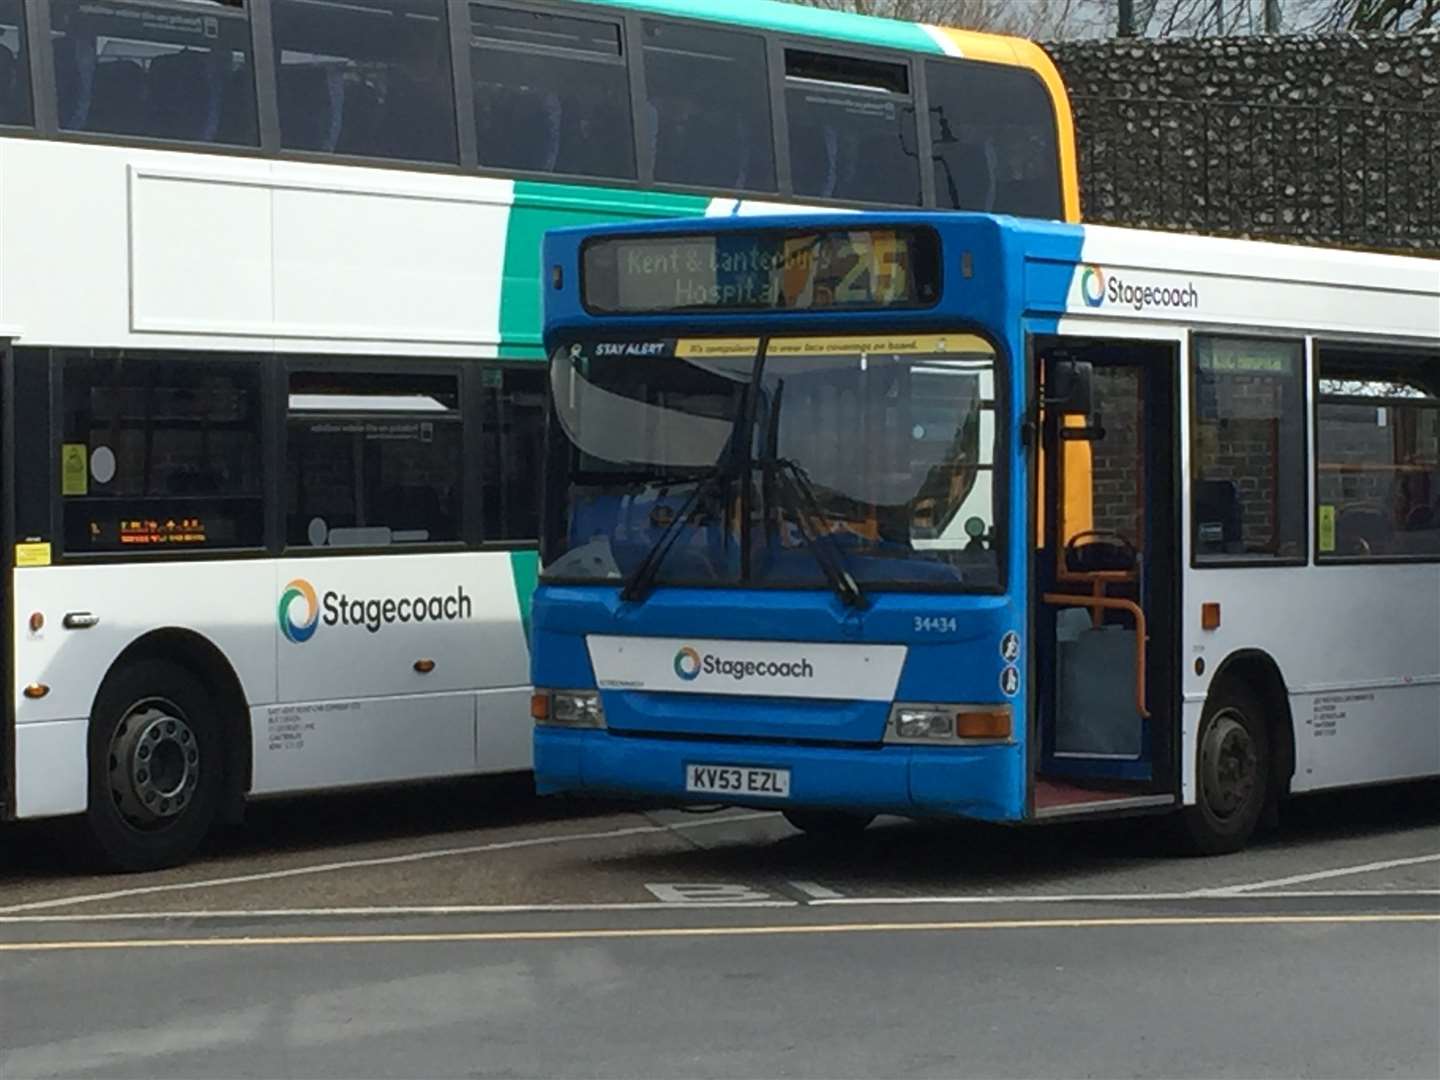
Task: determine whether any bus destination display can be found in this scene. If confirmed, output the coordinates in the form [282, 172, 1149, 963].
[582, 229, 939, 314]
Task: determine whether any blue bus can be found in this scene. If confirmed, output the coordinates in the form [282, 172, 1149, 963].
[530, 212, 1440, 854]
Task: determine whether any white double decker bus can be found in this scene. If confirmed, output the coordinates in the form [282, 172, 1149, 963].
[0, 0, 1080, 869]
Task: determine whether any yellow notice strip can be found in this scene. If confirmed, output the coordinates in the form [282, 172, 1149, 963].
[2, 913, 1433, 953]
[1318, 505, 1336, 553]
[15, 542, 51, 568]
[767, 334, 992, 357]
[675, 338, 759, 359]
[61, 444, 88, 496]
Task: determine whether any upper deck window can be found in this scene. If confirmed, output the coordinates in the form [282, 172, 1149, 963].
[273, 0, 457, 164]
[470, 3, 634, 180]
[925, 59, 1061, 220]
[0, 0, 32, 127]
[784, 49, 920, 206]
[642, 20, 775, 193]
[50, 0, 258, 145]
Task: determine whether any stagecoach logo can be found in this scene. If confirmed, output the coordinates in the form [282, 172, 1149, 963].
[1080, 264, 1107, 308]
[674, 646, 703, 681]
[671, 645, 816, 684]
[1078, 262, 1200, 313]
[279, 579, 320, 644]
[278, 578, 473, 643]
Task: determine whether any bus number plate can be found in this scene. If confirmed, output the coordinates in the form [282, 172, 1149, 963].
[686, 764, 791, 799]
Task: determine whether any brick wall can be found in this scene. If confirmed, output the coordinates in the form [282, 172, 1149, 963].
[1045, 32, 1440, 252]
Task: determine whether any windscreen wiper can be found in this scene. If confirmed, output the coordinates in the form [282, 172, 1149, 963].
[766, 457, 868, 610]
[757, 379, 866, 610]
[619, 464, 733, 603]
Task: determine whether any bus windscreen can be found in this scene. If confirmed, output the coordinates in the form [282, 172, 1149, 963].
[581, 228, 940, 314]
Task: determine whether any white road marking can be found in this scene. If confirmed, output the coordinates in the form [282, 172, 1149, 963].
[1, 889, 1434, 925]
[789, 880, 845, 900]
[0, 811, 780, 916]
[645, 883, 775, 903]
[1191, 852, 1440, 896]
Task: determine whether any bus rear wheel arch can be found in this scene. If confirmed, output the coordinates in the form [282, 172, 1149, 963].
[85, 658, 227, 872]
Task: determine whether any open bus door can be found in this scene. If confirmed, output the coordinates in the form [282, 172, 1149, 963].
[1032, 336, 1181, 819]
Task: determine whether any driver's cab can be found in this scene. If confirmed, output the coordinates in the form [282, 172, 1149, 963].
[1032, 336, 1181, 816]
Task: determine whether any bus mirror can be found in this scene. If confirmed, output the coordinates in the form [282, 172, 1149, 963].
[1047, 360, 1094, 417]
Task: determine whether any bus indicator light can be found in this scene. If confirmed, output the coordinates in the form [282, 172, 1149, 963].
[27, 611, 43, 633]
[23, 683, 49, 699]
[1201, 603, 1221, 630]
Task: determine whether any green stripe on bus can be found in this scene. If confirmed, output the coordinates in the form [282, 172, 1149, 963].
[572, 0, 943, 52]
[499, 180, 709, 357]
[509, 549, 540, 647]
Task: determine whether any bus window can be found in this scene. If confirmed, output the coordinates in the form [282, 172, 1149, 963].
[925, 59, 1061, 219]
[286, 370, 462, 549]
[50, 0, 258, 145]
[1316, 345, 1440, 560]
[272, 0, 457, 164]
[784, 49, 920, 206]
[1191, 335, 1306, 562]
[470, 3, 634, 181]
[0, 0, 32, 127]
[59, 352, 264, 553]
[479, 366, 546, 542]
[642, 20, 775, 194]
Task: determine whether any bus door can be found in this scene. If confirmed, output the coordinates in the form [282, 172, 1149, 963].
[1033, 337, 1180, 811]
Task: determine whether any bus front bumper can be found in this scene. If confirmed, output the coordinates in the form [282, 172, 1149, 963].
[534, 728, 1024, 822]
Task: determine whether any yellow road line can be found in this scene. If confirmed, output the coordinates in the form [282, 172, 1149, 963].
[3, 913, 1436, 953]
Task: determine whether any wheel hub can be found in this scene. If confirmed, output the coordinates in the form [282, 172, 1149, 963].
[1200, 710, 1257, 820]
[108, 702, 201, 831]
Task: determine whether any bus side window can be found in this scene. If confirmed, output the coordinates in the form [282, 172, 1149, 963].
[478, 367, 546, 542]
[925, 59, 1062, 220]
[50, 0, 258, 146]
[0, 0, 33, 127]
[1316, 344, 1440, 561]
[59, 351, 265, 553]
[272, 0, 458, 164]
[1190, 335, 1306, 563]
[641, 20, 776, 194]
[470, 3, 635, 181]
[286, 369, 463, 549]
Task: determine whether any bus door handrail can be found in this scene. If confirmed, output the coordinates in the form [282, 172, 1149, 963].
[1040, 592, 1151, 719]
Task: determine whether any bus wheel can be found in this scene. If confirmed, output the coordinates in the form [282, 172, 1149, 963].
[85, 660, 223, 872]
[1176, 682, 1269, 856]
[783, 809, 874, 840]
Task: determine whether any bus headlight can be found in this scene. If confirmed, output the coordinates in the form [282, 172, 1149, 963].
[886, 704, 1011, 744]
[534, 690, 606, 729]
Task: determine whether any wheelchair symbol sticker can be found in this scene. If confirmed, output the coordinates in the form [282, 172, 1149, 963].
[1000, 631, 1021, 663]
[1000, 665, 1020, 697]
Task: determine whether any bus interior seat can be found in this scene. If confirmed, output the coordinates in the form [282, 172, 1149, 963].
[0, 45, 18, 123]
[88, 59, 149, 135]
[486, 84, 560, 172]
[952, 142, 997, 211]
[790, 123, 840, 198]
[216, 65, 254, 144]
[278, 65, 339, 151]
[335, 75, 382, 156]
[377, 484, 448, 541]
[1193, 478, 1243, 554]
[147, 50, 210, 141]
[380, 71, 448, 162]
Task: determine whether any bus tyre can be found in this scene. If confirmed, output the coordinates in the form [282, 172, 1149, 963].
[1176, 682, 1269, 856]
[783, 809, 874, 841]
[85, 660, 223, 873]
